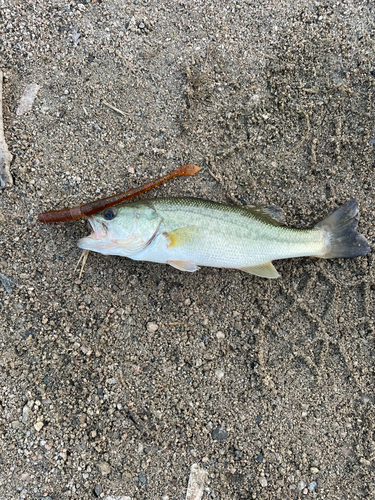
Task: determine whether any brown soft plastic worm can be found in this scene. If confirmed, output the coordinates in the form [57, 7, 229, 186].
[38, 164, 200, 223]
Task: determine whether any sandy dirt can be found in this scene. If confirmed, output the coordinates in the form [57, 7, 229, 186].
[0, 1, 374, 499]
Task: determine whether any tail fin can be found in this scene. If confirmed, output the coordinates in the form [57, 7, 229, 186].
[315, 199, 370, 259]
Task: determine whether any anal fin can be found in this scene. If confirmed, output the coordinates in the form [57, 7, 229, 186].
[241, 261, 280, 279]
[167, 260, 200, 272]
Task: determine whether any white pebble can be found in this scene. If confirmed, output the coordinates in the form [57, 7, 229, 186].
[98, 462, 111, 475]
[298, 481, 307, 491]
[216, 331, 225, 339]
[147, 322, 158, 333]
[259, 476, 267, 487]
[16, 83, 40, 116]
[22, 405, 31, 423]
[34, 421, 44, 432]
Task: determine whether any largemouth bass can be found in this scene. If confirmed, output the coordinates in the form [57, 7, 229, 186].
[77, 198, 370, 278]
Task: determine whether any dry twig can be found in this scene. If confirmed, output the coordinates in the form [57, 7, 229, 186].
[102, 100, 128, 117]
[0, 71, 13, 188]
[75, 249, 90, 279]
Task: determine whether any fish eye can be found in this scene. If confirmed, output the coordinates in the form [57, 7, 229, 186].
[103, 208, 117, 221]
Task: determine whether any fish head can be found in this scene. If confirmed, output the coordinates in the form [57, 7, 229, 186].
[77, 202, 161, 257]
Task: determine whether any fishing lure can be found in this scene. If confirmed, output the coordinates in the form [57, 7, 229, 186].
[38, 164, 200, 223]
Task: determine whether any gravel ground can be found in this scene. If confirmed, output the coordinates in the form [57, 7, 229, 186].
[0, 1, 374, 499]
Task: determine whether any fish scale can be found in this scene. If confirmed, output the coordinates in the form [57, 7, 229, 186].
[145, 198, 323, 268]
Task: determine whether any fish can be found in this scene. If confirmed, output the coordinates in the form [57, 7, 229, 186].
[77, 197, 370, 279]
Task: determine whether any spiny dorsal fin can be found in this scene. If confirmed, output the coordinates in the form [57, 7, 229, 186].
[241, 261, 280, 279]
[242, 205, 285, 226]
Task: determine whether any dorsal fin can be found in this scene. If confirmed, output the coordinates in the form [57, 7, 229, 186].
[242, 205, 285, 226]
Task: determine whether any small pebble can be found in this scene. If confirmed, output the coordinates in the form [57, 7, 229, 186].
[259, 476, 267, 487]
[98, 462, 111, 475]
[215, 368, 224, 380]
[105, 497, 131, 500]
[308, 481, 317, 492]
[359, 457, 371, 466]
[93, 484, 102, 497]
[216, 331, 225, 339]
[34, 421, 44, 432]
[298, 481, 307, 491]
[147, 322, 158, 333]
[16, 83, 40, 115]
[22, 405, 31, 423]
[212, 425, 228, 441]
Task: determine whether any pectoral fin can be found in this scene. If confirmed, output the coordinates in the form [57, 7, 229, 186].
[166, 225, 197, 248]
[167, 260, 200, 272]
[241, 261, 280, 279]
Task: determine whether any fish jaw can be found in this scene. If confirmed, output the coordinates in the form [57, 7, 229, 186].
[77, 216, 120, 254]
[78, 235, 121, 254]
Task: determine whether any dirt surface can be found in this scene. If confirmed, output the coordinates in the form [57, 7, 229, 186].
[0, 1, 374, 499]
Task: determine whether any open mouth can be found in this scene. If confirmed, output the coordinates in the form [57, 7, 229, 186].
[77, 217, 112, 252]
[86, 216, 108, 240]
